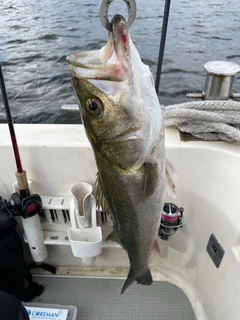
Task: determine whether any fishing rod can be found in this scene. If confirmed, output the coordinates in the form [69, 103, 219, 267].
[155, 0, 171, 95]
[0, 63, 31, 199]
[0, 63, 48, 264]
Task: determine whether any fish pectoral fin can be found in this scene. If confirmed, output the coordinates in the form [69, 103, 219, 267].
[121, 268, 153, 294]
[96, 172, 110, 212]
[151, 238, 161, 257]
[143, 162, 159, 200]
[106, 229, 122, 246]
[165, 158, 178, 198]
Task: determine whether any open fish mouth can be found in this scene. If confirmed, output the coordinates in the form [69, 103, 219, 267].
[66, 15, 130, 83]
[66, 51, 123, 82]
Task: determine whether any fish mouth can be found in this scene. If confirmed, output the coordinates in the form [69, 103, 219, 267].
[66, 14, 130, 82]
[111, 15, 129, 60]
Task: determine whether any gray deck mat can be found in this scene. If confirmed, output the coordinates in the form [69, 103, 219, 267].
[30, 276, 196, 320]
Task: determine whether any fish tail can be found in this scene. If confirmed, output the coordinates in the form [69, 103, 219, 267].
[121, 268, 153, 294]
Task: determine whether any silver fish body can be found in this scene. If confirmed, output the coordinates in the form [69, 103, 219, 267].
[67, 15, 166, 293]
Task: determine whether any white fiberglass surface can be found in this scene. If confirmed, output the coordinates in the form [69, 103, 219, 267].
[0, 125, 240, 319]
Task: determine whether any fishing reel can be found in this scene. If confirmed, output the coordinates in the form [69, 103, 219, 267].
[158, 203, 184, 241]
[5, 192, 42, 219]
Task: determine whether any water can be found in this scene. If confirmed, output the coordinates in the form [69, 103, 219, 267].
[0, 0, 240, 124]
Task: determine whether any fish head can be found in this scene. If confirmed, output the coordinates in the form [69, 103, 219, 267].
[67, 15, 163, 170]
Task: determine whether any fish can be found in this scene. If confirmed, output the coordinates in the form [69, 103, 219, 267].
[67, 14, 176, 294]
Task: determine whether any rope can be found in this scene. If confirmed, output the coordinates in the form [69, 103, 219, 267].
[163, 100, 240, 143]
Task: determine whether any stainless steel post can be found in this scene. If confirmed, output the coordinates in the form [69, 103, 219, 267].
[203, 61, 240, 100]
[187, 60, 240, 100]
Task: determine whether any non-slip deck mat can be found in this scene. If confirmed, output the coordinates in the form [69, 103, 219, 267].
[31, 276, 196, 320]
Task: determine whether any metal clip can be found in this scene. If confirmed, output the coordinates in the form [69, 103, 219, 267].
[99, 0, 137, 31]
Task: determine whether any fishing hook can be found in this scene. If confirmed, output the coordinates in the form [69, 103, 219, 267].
[99, 0, 137, 31]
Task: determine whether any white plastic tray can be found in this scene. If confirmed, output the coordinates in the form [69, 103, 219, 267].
[23, 302, 77, 320]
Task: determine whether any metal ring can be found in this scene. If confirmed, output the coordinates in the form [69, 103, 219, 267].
[99, 0, 137, 31]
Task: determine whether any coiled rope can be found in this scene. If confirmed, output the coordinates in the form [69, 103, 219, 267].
[164, 100, 240, 143]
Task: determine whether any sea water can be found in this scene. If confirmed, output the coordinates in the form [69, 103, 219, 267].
[0, 0, 240, 124]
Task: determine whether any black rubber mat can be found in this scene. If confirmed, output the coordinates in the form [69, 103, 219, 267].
[30, 276, 196, 320]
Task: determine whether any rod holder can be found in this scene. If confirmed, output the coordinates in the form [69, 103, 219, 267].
[13, 180, 48, 263]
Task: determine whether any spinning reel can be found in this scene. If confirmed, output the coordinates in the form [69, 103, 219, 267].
[158, 203, 184, 241]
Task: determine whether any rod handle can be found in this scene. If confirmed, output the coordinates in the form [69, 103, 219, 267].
[15, 170, 29, 191]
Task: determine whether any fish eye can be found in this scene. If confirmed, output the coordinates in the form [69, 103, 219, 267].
[85, 98, 103, 117]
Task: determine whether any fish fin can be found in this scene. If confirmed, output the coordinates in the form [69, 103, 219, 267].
[95, 172, 110, 212]
[136, 269, 153, 286]
[165, 158, 178, 198]
[121, 272, 135, 294]
[151, 238, 161, 257]
[143, 162, 159, 200]
[106, 229, 122, 246]
[121, 268, 153, 294]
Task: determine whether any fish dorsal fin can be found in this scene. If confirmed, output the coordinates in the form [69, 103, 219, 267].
[143, 162, 159, 200]
[165, 158, 178, 198]
[106, 229, 122, 246]
[96, 172, 109, 212]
